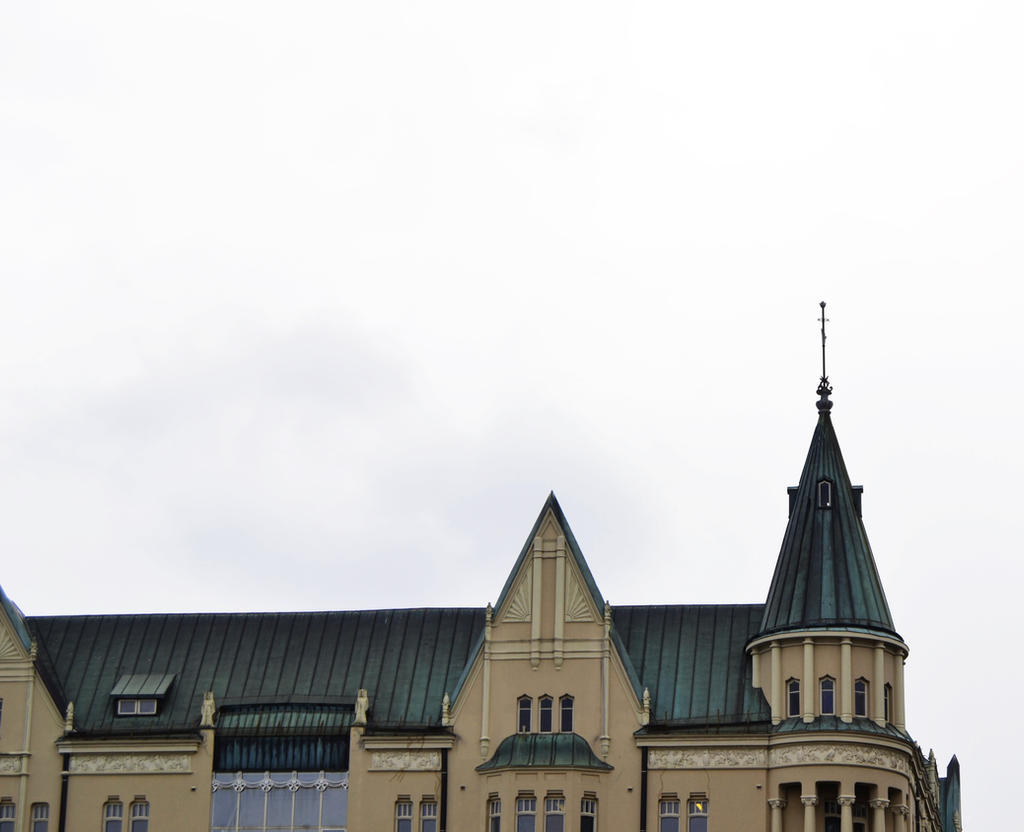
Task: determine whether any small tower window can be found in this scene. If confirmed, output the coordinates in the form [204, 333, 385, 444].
[817, 480, 832, 508]
[854, 678, 868, 717]
[884, 683, 892, 723]
[787, 679, 800, 717]
[518, 696, 532, 732]
[820, 677, 835, 715]
[538, 696, 553, 732]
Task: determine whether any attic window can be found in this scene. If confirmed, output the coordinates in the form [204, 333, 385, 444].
[817, 480, 832, 509]
[111, 673, 174, 717]
[117, 698, 157, 716]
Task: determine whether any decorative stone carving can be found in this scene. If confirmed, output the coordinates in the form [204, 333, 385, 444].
[0, 755, 24, 774]
[892, 805, 911, 817]
[869, 799, 891, 809]
[369, 750, 441, 771]
[201, 691, 216, 728]
[768, 742, 912, 776]
[801, 796, 818, 808]
[641, 688, 651, 726]
[768, 799, 787, 809]
[648, 747, 768, 769]
[441, 693, 452, 726]
[504, 576, 532, 622]
[564, 573, 594, 622]
[65, 702, 75, 734]
[69, 753, 191, 774]
[354, 689, 369, 725]
[0, 629, 20, 661]
[837, 795, 856, 807]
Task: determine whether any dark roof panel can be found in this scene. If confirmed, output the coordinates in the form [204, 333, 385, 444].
[476, 733, 613, 772]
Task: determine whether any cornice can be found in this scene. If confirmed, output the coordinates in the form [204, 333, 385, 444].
[746, 629, 908, 656]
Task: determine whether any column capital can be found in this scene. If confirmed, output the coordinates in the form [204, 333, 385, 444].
[892, 805, 911, 817]
[800, 796, 818, 807]
[870, 798, 890, 810]
[768, 798, 787, 809]
[837, 795, 856, 807]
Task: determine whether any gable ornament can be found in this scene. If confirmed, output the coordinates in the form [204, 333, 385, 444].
[354, 689, 370, 725]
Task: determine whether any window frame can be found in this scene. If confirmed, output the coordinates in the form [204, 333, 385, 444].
[820, 676, 836, 715]
[518, 696, 532, 733]
[538, 696, 554, 733]
[543, 796, 565, 832]
[688, 798, 708, 832]
[817, 479, 833, 508]
[516, 796, 537, 832]
[395, 799, 414, 832]
[420, 799, 438, 832]
[884, 683, 892, 723]
[0, 803, 16, 832]
[103, 801, 123, 832]
[488, 797, 502, 832]
[116, 698, 157, 716]
[854, 678, 868, 717]
[559, 695, 574, 733]
[32, 803, 49, 832]
[580, 797, 597, 832]
[659, 798, 680, 832]
[129, 801, 149, 832]
[787, 678, 800, 717]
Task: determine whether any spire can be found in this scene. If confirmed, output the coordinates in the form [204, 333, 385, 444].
[757, 307, 898, 639]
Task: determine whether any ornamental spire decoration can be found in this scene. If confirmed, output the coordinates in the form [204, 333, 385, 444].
[816, 301, 833, 412]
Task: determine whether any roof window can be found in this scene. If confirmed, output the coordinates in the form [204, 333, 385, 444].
[817, 480, 832, 509]
[111, 673, 175, 717]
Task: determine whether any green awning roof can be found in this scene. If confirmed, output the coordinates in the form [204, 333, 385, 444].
[110, 672, 176, 698]
[217, 704, 354, 736]
[476, 733, 613, 772]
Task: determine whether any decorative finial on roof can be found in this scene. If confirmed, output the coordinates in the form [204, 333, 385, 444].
[816, 301, 833, 412]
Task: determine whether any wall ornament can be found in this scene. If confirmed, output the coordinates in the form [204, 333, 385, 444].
[69, 753, 192, 774]
[370, 750, 441, 771]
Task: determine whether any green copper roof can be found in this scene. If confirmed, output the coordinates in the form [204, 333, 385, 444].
[476, 732, 613, 772]
[1, 583, 33, 652]
[759, 399, 898, 640]
[613, 604, 771, 728]
[940, 755, 961, 832]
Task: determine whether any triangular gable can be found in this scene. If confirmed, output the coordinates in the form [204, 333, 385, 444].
[0, 583, 33, 660]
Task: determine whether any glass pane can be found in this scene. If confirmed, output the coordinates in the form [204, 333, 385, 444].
[490, 818, 501, 832]
[138, 699, 157, 714]
[660, 819, 679, 832]
[517, 816, 535, 832]
[238, 788, 265, 826]
[33, 824, 48, 832]
[688, 818, 708, 832]
[423, 821, 437, 832]
[397, 820, 411, 832]
[519, 700, 531, 732]
[293, 787, 319, 827]
[266, 787, 292, 826]
[321, 786, 348, 825]
[545, 815, 563, 832]
[211, 789, 237, 827]
[539, 699, 552, 732]
[580, 817, 594, 832]
[560, 699, 573, 732]
[104, 823, 121, 832]
[130, 822, 148, 832]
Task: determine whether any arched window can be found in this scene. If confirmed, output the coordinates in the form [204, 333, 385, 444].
[129, 802, 148, 832]
[854, 678, 868, 717]
[559, 695, 574, 732]
[884, 683, 892, 723]
[488, 798, 502, 832]
[538, 696, 553, 732]
[818, 480, 832, 508]
[787, 679, 800, 717]
[103, 803, 123, 832]
[395, 800, 413, 832]
[820, 677, 835, 715]
[688, 799, 709, 832]
[518, 696, 532, 733]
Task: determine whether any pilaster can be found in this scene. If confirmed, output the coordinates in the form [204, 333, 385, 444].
[873, 643, 885, 726]
[802, 639, 814, 723]
[840, 639, 853, 722]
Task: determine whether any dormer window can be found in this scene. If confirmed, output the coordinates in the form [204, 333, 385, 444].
[817, 480, 832, 509]
[111, 672, 175, 717]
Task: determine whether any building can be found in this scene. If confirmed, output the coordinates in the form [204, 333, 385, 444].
[0, 372, 962, 831]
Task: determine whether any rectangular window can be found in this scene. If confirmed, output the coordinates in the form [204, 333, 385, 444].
[544, 797, 564, 832]
[580, 798, 596, 832]
[884, 683, 892, 722]
[104, 802, 123, 832]
[116, 699, 157, 716]
[518, 698, 532, 733]
[0, 804, 15, 832]
[688, 799, 708, 832]
[659, 799, 680, 832]
[130, 802, 149, 832]
[421, 800, 437, 832]
[396, 800, 413, 832]
[516, 797, 536, 832]
[32, 804, 49, 832]
[560, 696, 573, 732]
[489, 798, 502, 832]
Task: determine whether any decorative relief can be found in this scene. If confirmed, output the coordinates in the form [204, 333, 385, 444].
[69, 753, 191, 774]
[648, 748, 768, 769]
[564, 574, 594, 622]
[0, 755, 25, 774]
[0, 630, 21, 661]
[768, 743, 911, 776]
[503, 575, 532, 622]
[369, 751, 441, 771]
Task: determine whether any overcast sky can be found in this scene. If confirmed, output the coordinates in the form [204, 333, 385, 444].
[3, 2, 1021, 827]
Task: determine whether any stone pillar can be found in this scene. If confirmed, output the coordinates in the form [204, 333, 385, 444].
[894, 652, 906, 730]
[803, 639, 815, 723]
[840, 638, 853, 722]
[768, 798, 787, 832]
[771, 641, 782, 724]
[870, 798, 889, 832]
[873, 643, 886, 726]
[893, 804, 910, 832]
[801, 795, 817, 832]
[837, 795, 855, 832]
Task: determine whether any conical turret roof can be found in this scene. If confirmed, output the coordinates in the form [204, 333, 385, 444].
[759, 390, 899, 639]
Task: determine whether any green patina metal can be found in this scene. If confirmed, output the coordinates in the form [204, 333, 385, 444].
[214, 704, 354, 771]
[758, 398, 899, 640]
[476, 732, 613, 772]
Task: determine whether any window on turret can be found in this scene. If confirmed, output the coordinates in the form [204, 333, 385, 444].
[854, 679, 868, 717]
[787, 679, 800, 717]
[817, 480, 832, 509]
[560, 695, 574, 732]
[884, 683, 892, 723]
[820, 677, 835, 715]
[518, 696, 532, 732]
[539, 696, 553, 732]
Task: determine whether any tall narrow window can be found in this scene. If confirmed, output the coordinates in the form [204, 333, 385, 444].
[518, 696, 532, 733]
[32, 804, 49, 832]
[104, 802, 123, 832]
[544, 796, 564, 832]
[884, 683, 892, 723]
[538, 696, 553, 733]
[820, 677, 835, 715]
[396, 800, 413, 832]
[0, 804, 15, 832]
[516, 797, 536, 832]
[559, 696, 574, 732]
[0, 699, 3, 733]
[421, 800, 437, 832]
[787, 678, 800, 717]
[688, 799, 709, 832]
[818, 480, 832, 508]
[854, 679, 868, 717]
[129, 802, 148, 832]
[659, 799, 680, 832]
[580, 798, 596, 832]
[489, 798, 502, 832]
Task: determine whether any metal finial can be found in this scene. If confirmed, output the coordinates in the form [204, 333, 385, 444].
[816, 301, 833, 411]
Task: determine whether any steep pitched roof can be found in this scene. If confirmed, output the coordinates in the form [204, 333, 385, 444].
[1, 583, 33, 652]
[759, 393, 898, 639]
[614, 604, 770, 728]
